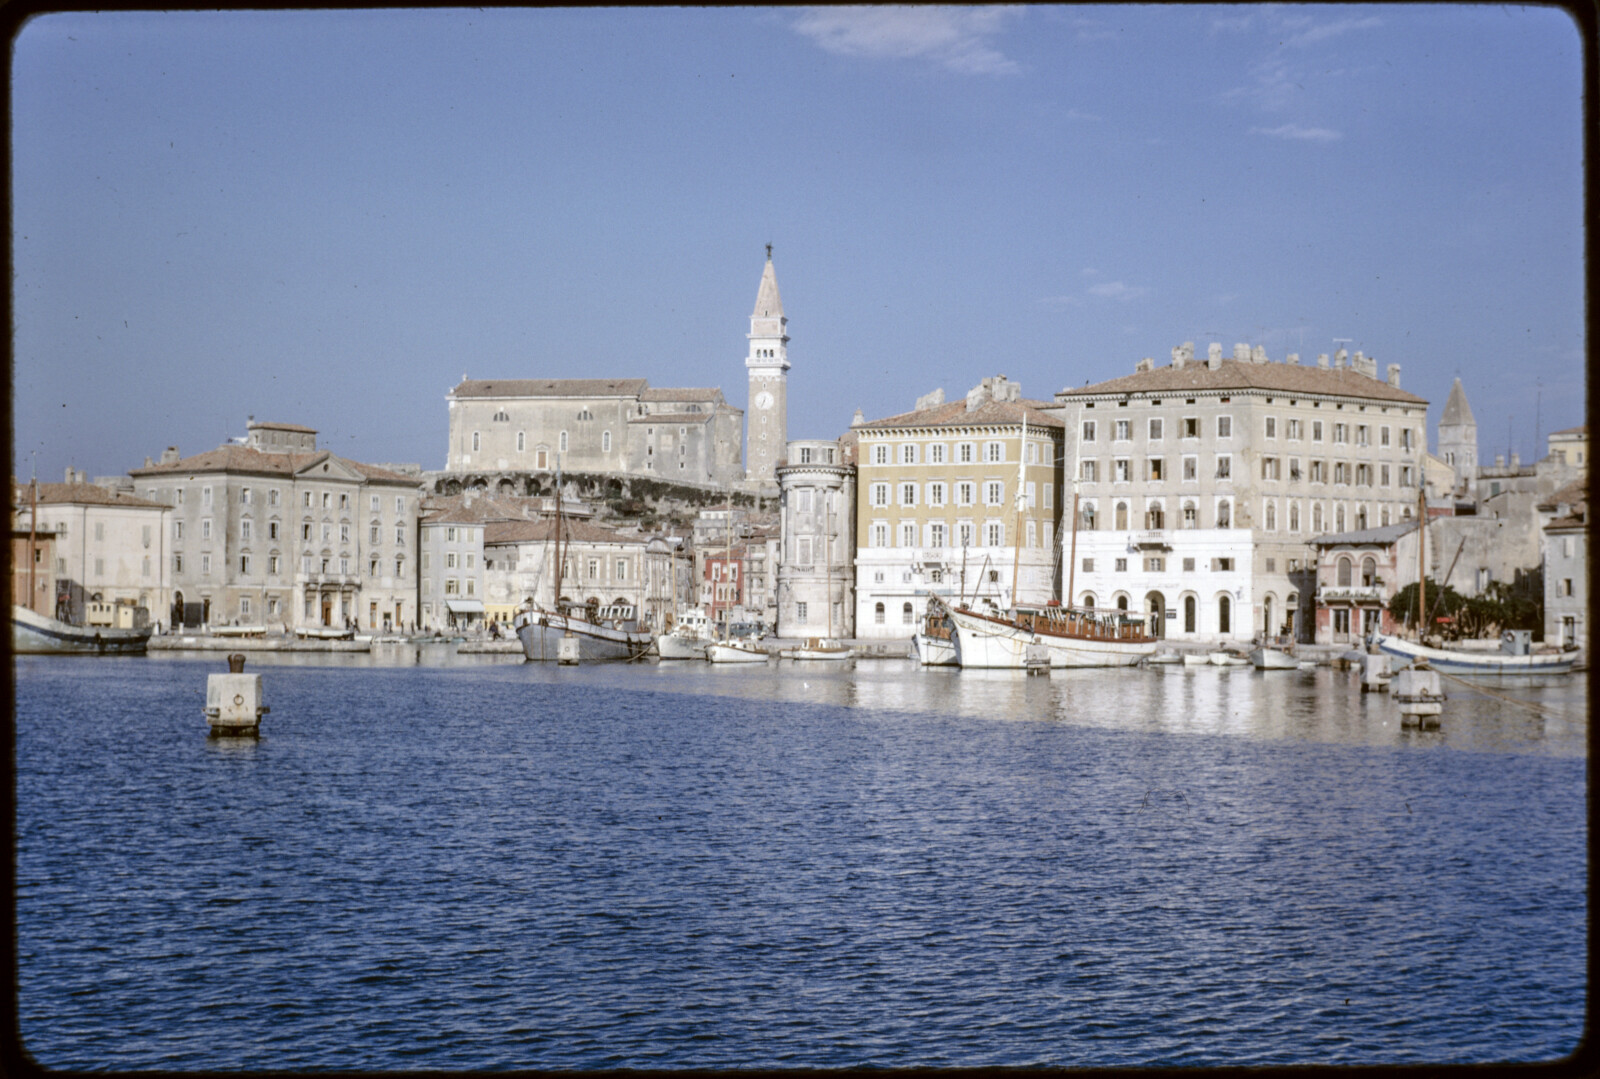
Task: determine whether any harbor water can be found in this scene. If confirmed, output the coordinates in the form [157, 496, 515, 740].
[13, 651, 1587, 1069]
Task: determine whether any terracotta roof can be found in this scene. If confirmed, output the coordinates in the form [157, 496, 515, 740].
[483, 518, 650, 546]
[1537, 477, 1587, 516]
[419, 494, 542, 525]
[1549, 425, 1588, 437]
[451, 378, 649, 398]
[21, 482, 170, 509]
[855, 396, 1064, 432]
[1055, 357, 1428, 406]
[128, 445, 418, 485]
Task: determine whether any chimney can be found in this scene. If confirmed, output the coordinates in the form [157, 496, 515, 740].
[1334, 347, 1348, 367]
[851, 408, 865, 427]
[1171, 345, 1187, 369]
[1387, 363, 1401, 388]
[1495, 454, 1506, 467]
[144, 456, 154, 468]
[1135, 357, 1154, 373]
[1287, 353, 1300, 365]
[1233, 342, 1250, 362]
[914, 387, 946, 411]
[1511, 452, 1520, 469]
[1316, 353, 1330, 369]
[1207, 343, 1223, 370]
[161, 446, 179, 464]
[1251, 345, 1268, 364]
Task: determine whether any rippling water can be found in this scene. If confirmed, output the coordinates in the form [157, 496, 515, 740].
[14, 652, 1587, 1069]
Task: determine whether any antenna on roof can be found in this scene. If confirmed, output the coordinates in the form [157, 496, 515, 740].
[765, 242, 772, 260]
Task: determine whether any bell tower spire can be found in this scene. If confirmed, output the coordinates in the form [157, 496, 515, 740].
[745, 246, 790, 486]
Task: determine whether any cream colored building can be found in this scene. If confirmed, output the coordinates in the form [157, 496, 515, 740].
[1050, 343, 1429, 643]
[24, 473, 173, 627]
[129, 420, 421, 631]
[852, 376, 1065, 640]
[776, 438, 856, 638]
[483, 517, 674, 631]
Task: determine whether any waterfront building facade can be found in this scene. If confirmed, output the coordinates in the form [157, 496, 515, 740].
[10, 487, 59, 619]
[1539, 478, 1587, 650]
[482, 517, 673, 631]
[853, 376, 1065, 640]
[1309, 520, 1419, 645]
[129, 420, 421, 631]
[17, 475, 172, 627]
[1051, 344, 1429, 643]
[775, 438, 857, 638]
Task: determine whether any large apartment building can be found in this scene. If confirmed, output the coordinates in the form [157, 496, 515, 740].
[852, 376, 1065, 639]
[129, 420, 422, 631]
[1050, 343, 1429, 643]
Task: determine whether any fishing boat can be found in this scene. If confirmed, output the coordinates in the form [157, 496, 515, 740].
[706, 637, 769, 663]
[518, 602, 653, 662]
[212, 624, 269, 638]
[912, 605, 959, 666]
[1249, 644, 1299, 670]
[782, 636, 852, 661]
[657, 608, 714, 660]
[12, 604, 153, 655]
[1181, 652, 1212, 667]
[1208, 649, 1250, 666]
[1371, 632, 1576, 678]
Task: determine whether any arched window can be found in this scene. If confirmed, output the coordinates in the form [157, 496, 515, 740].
[1355, 505, 1368, 530]
[1289, 502, 1300, 532]
[1218, 594, 1231, 634]
[559, 431, 569, 454]
[1312, 502, 1324, 532]
[1145, 501, 1164, 529]
[874, 602, 885, 624]
[1264, 501, 1277, 530]
[1115, 501, 1129, 530]
[1336, 504, 1347, 531]
[1116, 594, 1129, 611]
[1182, 501, 1197, 529]
[1081, 593, 1096, 609]
[1361, 556, 1377, 586]
[602, 431, 612, 453]
[516, 431, 526, 453]
[1337, 556, 1353, 587]
[1217, 500, 1231, 528]
[902, 602, 914, 625]
[1081, 502, 1096, 530]
[1184, 595, 1196, 633]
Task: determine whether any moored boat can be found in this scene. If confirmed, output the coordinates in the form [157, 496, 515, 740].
[1372, 631, 1576, 678]
[781, 636, 852, 661]
[1249, 646, 1299, 670]
[1208, 649, 1250, 666]
[12, 604, 153, 655]
[1181, 652, 1212, 667]
[657, 609, 714, 660]
[517, 603, 653, 663]
[295, 624, 356, 640]
[913, 606, 959, 666]
[944, 598, 1157, 669]
[706, 638, 769, 663]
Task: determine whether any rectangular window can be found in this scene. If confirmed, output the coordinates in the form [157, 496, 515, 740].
[901, 443, 917, 464]
[796, 601, 808, 624]
[616, 559, 627, 581]
[1335, 423, 1349, 444]
[1287, 418, 1302, 440]
[174, 553, 183, 573]
[957, 482, 975, 506]
[201, 554, 211, 576]
[202, 519, 212, 540]
[1217, 416, 1232, 438]
[1043, 483, 1052, 509]
[1182, 417, 1199, 438]
[1261, 457, 1280, 481]
[371, 495, 381, 513]
[1081, 460, 1098, 482]
[1082, 420, 1096, 442]
[1356, 425, 1369, 447]
[1264, 417, 1277, 439]
[1313, 420, 1324, 442]
[1114, 557, 1127, 572]
[1215, 456, 1231, 479]
[870, 483, 889, 508]
[1115, 419, 1131, 441]
[1182, 456, 1197, 481]
[873, 444, 889, 465]
[203, 486, 213, 507]
[241, 487, 252, 504]
[871, 522, 888, 547]
[269, 555, 280, 574]
[240, 553, 252, 574]
[1113, 459, 1130, 483]
[929, 482, 946, 507]
[930, 522, 948, 547]
[900, 522, 917, 547]
[900, 483, 917, 506]
[1183, 557, 1195, 572]
[985, 442, 1004, 463]
[1148, 418, 1163, 441]
[1146, 458, 1164, 481]
[446, 552, 457, 569]
[929, 443, 946, 464]
[1082, 557, 1094, 573]
[959, 443, 974, 464]
[175, 520, 184, 541]
[1144, 556, 1163, 572]
[340, 524, 350, 544]
[1381, 426, 1391, 447]
[985, 521, 1004, 546]
[984, 481, 1004, 506]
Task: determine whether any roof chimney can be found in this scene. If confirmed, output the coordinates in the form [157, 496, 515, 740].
[1316, 353, 1330, 369]
[1207, 343, 1222, 370]
[161, 446, 179, 464]
[1135, 357, 1154, 373]
[1171, 345, 1187, 369]
[1387, 363, 1401, 388]
[1287, 353, 1300, 365]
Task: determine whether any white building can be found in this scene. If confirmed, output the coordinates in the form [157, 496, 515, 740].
[23, 473, 173, 628]
[1051, 343, 1429, 644]
[1539, 478, 1587, 650]
[775, 438, 856, 638]
[744, 248, 791, 490]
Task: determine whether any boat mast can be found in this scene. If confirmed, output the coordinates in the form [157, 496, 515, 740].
[1415, 476, 1426, 639]
[27, 476, 38, 615]
[553, 462, 564, 610]
[824, 495, 832, 639]
[1009, 411, 1027, 611]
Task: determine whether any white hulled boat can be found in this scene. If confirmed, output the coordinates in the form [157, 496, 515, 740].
[1372, 631, 1576, 678]
[945, 598, 1157, 669]
[657, 609, 713, 660]
[1249, 644, 1299, 669]
[781, 636, 852, 661]
[706, 637, 769, 663]
[913, 605, 960, 666]
[12, 604, 153, 655]
[518, 603, 653, 663]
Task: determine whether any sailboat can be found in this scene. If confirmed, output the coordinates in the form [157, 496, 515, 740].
[781, 497, 851, 661]
[942, 412, 1158, 668]
[705, 499, 768, 663]
[514, 465, 653, 663]
[1370, 479, 1572, 678]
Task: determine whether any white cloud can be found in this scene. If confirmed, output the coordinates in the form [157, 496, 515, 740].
[1087, 280, 1149, 301]
[1252, 122, 1342, 142]
[1287, 16, 1383, 48]
[790, 6, 1024, 75]
[1042, 272, 1150, 306]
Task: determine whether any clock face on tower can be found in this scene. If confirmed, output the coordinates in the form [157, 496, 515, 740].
[754, 390, 775, 411]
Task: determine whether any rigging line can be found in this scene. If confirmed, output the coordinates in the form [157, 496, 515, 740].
[1430, 668, 1575, 721]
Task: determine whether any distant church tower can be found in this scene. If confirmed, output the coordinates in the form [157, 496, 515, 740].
[1437, 377, 1478, 494]
[744, 246, 790, 486]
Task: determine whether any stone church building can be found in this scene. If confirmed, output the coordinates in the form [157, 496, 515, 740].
[440, 250, 795, 495]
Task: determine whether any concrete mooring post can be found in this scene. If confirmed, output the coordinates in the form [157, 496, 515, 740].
[1393, 663, 1445, 729]
[205, 653, 269, 736]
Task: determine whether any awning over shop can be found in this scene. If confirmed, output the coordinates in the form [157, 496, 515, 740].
[445, 600, 485, 614]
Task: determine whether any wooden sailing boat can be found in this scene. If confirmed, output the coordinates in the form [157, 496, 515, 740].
[706, 497, 767, 663]
[941, 408, 1157, 668]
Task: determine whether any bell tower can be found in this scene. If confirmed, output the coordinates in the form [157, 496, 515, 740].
[745, 245, 790, 485]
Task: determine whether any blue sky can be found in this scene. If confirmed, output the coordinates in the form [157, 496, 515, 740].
[9, 5, 1585, 481]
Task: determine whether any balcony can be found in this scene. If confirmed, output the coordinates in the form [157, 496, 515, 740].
[1317, 585, 1384, 604]
[1132, 531, 1172, 551]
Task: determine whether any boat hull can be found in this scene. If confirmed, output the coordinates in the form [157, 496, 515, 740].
[1373, 633, 1576, 677]
[656, 633, 709, 660]
[946, 605, 1156, 669]
[913, 632, 959, 666]
[706, 641, 768, 663]
[12, 606, 151, 655]
[1249, 647, 1298, 670]
[517, 612, 652, 663]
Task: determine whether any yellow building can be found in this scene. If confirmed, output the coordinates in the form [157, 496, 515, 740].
[851, 376, 1064, 639]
